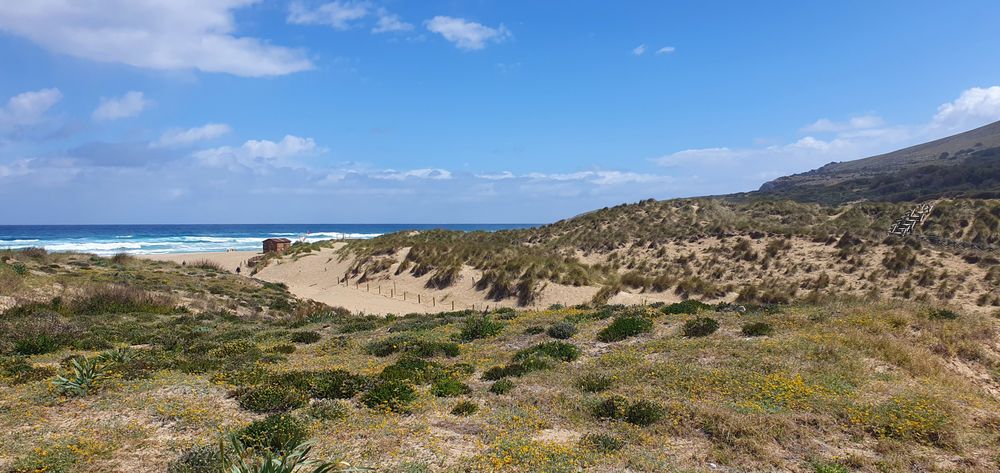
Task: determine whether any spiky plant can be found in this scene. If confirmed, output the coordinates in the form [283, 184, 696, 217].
[52, 357, 106, 396]
[95, 347, 133, 364]
[221, 434, 369, 473]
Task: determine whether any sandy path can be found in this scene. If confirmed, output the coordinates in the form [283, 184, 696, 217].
[140, 251, 259, 273]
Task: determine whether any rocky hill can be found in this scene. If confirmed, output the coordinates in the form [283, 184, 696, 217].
[758, 120, 1000, 203]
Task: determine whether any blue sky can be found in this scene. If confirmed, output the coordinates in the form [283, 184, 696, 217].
[2, 1, 1000, 224]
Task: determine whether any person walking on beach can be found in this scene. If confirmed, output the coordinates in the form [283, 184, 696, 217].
[235, 266, 241, 275]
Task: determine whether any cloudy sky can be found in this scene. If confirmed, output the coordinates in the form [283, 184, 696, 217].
[2, 1, 1000, 224]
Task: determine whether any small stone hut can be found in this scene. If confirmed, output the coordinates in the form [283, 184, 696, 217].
[262, 238, 291, 254]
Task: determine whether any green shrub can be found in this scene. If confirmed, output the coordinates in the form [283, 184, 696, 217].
[580, 433, 625, 454]
[432, 377, 471, 397]
[0, 356, 56, 384]
[237, 384, 309, 413]
[513, 341, 580, 363]
[290, 331, 321, 344]
[597, 314, 653, 342]
[272, 370, 368, 400]
[524, 326, 545, 335]
[592, 396, 663, 426]
[591, 395, 627, 420]
[575, 373, 613, 393]
[661, 300, 711, 315]
[166, 444, 220, 473]
[236, 414, 309, 454]
[929, 308, 959, 320]
[362, 380, 417, 412]
[379, 356, 442, 384]
[450, 400, 478, 416]
[546, 322, 578, 339]
[71, 284, 175, 315]
[456, 315, 504, 342]
[488, 379, 514, 395]
[740, 321, 773, 337]
[624, 400, 664, 426]
[682, 317, 719, 337]
[811, 461, 849, 473]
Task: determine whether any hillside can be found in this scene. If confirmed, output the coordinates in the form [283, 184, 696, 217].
[759, 120, 1000, 203]
[2, 249, 1000, 472]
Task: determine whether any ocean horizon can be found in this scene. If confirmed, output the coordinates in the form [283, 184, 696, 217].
[0, 224, 538, 256]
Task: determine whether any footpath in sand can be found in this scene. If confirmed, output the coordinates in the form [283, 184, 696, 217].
[142, 245, 683, 315]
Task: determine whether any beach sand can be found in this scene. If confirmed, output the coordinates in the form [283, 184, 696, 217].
[140, 245, 684, 315]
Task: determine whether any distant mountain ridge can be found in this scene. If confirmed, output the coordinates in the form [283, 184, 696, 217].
[757, 120, 1000, 203]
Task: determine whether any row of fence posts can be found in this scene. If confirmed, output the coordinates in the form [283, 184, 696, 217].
[337, 276, 488, 311]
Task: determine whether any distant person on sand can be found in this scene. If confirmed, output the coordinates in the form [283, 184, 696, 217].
[235, 266, 241, 275]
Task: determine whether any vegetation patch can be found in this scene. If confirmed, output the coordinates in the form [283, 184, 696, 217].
[597, 312, 653, 342]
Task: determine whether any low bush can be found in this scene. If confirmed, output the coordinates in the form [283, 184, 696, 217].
[513, 341, 580, 363]
[488, 379, 514, 395]
[432, 377, 471, 397]
[661, 300, 711, 315]
[71, 284, 175, 315]
[0, 356, 56, 384]
[580, 433, 625, 454]
[236, 384, 309, 413]
[546, 322, 578, 339]
[379, 356, 442, 384]
[524, 325, 545, 335]
[53, 357, 107, 396]
[272, 369, 368, 400]
[682, 317, 719, 337]
[592, 396, 664, 426]
[929, 308, 960, 320]
[362, 380, 417, 412]
[290, 331, 321, 344]
[451, 400, 478, 416]
[456, 315, 504, 342]
[597, 314, 653, 342]
[575, 373, 613, 393]
[268, 343, 296, 354]
[740, 321, 773, 337]
[236, 414, 309, 454]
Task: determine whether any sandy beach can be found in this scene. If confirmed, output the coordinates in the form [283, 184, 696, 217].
[140, 245, 685, 315]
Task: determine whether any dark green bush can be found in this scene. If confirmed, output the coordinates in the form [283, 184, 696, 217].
[524, 325, 545, 335]
[597, 314, 653, 342]
[290, 331, 321, 344]
[236, 414, 309, 454]
[661, 300, 711, 315]
[546, 322, 578, 339]
[362, 380, 417, 412]
[431, 377, 471, 397]
[682, 317, 719, 337]
[305, 399, 349, 421]
[272, 369, 368, 400]
[268, 343, 296, 354]
[929, 308, 960, 320]
[379, 356, 442, 384]
[624, 400, 664, 426]
[488, 379, 514, 395]
[740, 321, 773, 337]
[236, 384, 309, 413]
[0, 356, 56, 384]
[592, 396, 664, 426]
[580, 433, 625, 453]
[450, 400, 478, 416]
[456, 315, 504, 342]
[575, 373, 613, 393]
[513, 341, 580, 363]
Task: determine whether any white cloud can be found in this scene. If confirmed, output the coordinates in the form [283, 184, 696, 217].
[92, 91, 149, 121]
[801, 114, 884, 133]
[0, 1, 312, 77]
[371, 168, 452, 180]
[655, 46, 676, 55]
[372, 8, 413, 33]
[425, 16, 510, 50]
[932, 86, 1000, 130]
[475, 171, 515, 180]
[632, 44, 646, 56]
[154, 123, 232, 147]
[194, 135, 319, 168]
[0, 88, 62, 130]
[288, 1, 370, 30]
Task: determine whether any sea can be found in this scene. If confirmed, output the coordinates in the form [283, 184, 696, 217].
[0, 224, 537, 256]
